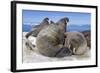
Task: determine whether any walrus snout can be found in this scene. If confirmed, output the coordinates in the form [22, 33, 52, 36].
[64, 17, 69, 22]
[55, 47, 72, 58]
[61, 17, 69, 24]
[57, 17, 69, 25]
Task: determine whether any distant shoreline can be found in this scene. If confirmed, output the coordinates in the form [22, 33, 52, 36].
[22, 24, 91, 32]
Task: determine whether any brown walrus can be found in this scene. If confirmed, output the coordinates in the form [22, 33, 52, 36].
[82, 30, 91, 48]
[64, 31, 87, 55]
[25, 17, 49, 38]
[36, 17, 72, 57]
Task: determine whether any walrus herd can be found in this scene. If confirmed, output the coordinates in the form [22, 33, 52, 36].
[25, 17, 90, 58]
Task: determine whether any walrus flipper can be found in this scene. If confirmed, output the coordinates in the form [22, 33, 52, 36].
[55, 47, 72, 57]
[25, 30, 34, 38]
[25, 27, 40, 38]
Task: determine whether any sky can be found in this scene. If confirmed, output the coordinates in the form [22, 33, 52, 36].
[22, 10, 91, 26]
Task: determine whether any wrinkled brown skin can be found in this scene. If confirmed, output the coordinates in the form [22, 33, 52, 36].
[64, 32, 87, 55]
[36, 17, 71, 57]
[25, 17, 49, 38]
[81, 30, 91, 48]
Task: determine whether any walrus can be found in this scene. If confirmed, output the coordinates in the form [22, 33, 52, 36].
[64, 31, 87, 55]
[25, 17, 49, 38]
[36, 17, 72, 57]
[82, 30, 91, 48]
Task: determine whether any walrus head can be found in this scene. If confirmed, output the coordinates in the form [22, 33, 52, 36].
[56, 17, 69, 32]
[57, 17, 69, 25]
[43, 17, 49, 21]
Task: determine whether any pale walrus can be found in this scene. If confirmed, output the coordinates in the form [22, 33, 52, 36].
[25, 17, 49, 38]
[64, 31, 87, 55]
[36, 17, 72, 57]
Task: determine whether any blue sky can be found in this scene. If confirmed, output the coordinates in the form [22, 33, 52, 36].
[22, 10, 91, 25]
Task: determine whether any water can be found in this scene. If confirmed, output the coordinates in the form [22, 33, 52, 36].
[67, 24, 90, 32]
[22, 24, 91, 32]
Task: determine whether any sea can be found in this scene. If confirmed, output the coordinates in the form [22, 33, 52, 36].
[22, 24, 91, 32]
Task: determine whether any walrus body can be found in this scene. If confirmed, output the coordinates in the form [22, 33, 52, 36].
[64, 32, 87, 55]
[82, 30, 91, 48]
[36, 17, 71, 57]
